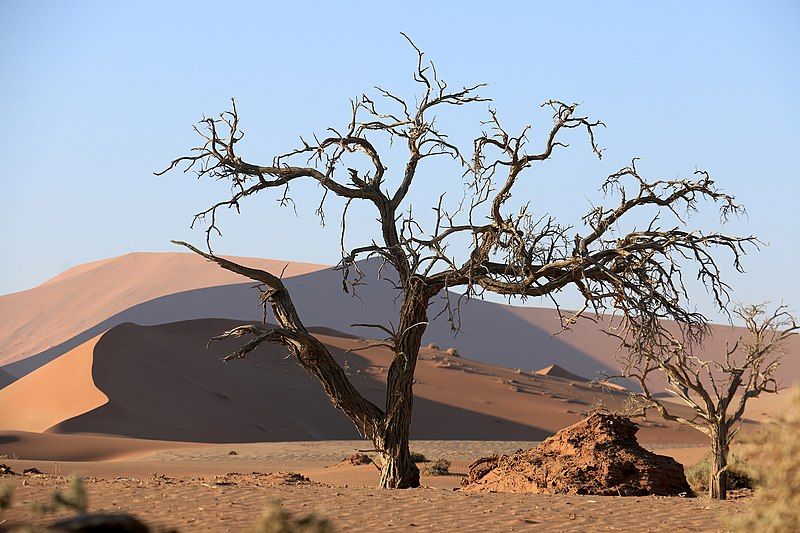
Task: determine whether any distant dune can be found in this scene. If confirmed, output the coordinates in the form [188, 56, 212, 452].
[6, 252, 795, 394]
[0, 430, 200, 461]
[0, 318, 715, 446]
[0, 252, 327, 368]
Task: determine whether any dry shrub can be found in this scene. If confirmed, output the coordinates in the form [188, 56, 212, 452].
[252, 500, 333, 533]
[373, 451, 427, 468]
[731, 389, 800, 532]
[31, 475, 88, 515]
[445, 348, 459, 357]
[0, 483, 11, 512]
[685, 453, 755, 493]
[341, 453, 372, 466]
[409, 451, 428, 463]
[426, 343, 440, 350]
[423, 459, 451, 476]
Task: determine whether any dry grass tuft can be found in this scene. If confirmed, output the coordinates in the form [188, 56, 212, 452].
[0, 483, 11, 512]
[423, 459, 451, 476]
[251, 500, 333, 532]
[685, 453, 755, 493]
[31, 475, 88, 515]
[731, 388, 800, 532]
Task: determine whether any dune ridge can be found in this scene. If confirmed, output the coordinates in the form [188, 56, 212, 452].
[0, 333, 108, 432]
[0, 252, 328, 367]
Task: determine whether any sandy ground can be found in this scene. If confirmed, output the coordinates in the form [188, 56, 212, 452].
[0, 440, 746, 532]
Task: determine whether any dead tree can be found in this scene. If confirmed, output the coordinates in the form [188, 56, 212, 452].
[158, 36, 755, 488]
[618, 304, 798, 500]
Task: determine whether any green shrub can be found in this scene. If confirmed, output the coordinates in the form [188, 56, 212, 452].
[423, 459, 451, 476]
[685, 453, 755, 493]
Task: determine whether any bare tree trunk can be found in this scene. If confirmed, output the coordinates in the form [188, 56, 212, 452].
[376, 285, 429, 488]
[709, 427, 729, 500]
[376, 408, 418, 489]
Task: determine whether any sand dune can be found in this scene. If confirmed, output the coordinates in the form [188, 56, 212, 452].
[535, 364, 590, 381]
[0, 430, 200, 461]
[0, 252, 327, 368]
[0, 333, 108, 432]
[0, 318, 717, 447]
[2, 253, 797, 393]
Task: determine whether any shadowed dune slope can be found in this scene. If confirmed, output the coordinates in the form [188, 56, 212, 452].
[0, 369, 13, 388]
[1, 318, 715, 445]
[0, 252, 327, 367]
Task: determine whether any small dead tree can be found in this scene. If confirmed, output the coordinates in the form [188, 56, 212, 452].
[619, 304, 798, 500]
[158, 36, 754, 488]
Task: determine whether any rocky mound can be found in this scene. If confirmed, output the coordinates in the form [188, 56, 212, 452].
[462, 413, 691, 496]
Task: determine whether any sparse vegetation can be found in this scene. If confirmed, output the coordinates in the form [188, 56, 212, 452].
[618, 304, 798, 499]
[426, 343, 440, 350]
[423, 459, 451, 476]
[685, 453, 755, 494]
[731, 389, 800, 532]
[341, 453, 373, 466]
[409, 451, 428, 463]
[0, 483, 11, 512]
[251, 500, 333, 533]
[445, 348, 459, 358]
[31, 475, 88, 515]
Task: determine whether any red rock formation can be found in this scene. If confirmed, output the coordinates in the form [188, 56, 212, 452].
[463, 413, 691, 496]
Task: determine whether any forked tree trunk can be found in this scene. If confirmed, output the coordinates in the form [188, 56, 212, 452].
[709, 428, 729, 500]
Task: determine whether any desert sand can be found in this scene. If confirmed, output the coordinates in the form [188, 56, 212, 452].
[1, 439, 752, 532]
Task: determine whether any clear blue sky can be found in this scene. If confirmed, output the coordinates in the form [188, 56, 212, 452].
[1, 1, 798, 319]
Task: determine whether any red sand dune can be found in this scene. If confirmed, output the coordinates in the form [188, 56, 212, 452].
[535, 364, 591, 382]
[0, 252, 327, 367]
[4, 253, 796, 393]
[0, 318, 720, 447]
[0, 333, 108, 432]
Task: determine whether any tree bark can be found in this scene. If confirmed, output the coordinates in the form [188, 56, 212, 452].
[709, 427, 729, 500]
[376, 282, 430, 488]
